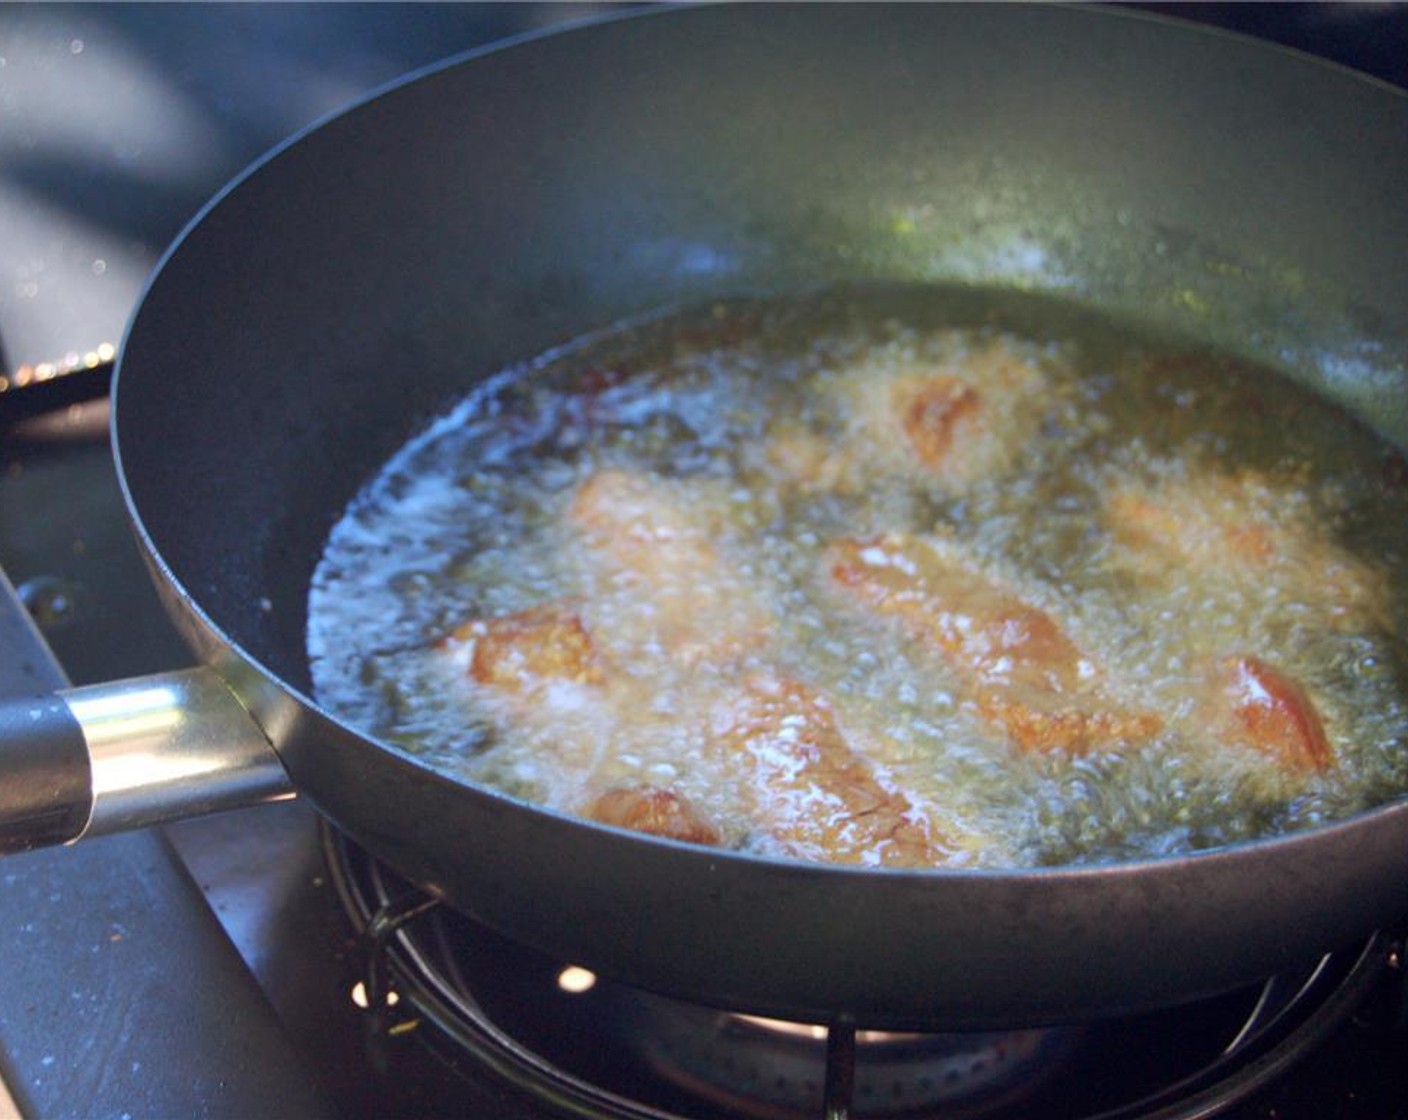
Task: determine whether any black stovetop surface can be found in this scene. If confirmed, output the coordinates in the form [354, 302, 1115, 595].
[2, 6, 1407, 1119]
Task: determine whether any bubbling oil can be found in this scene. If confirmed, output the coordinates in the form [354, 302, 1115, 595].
[307, 286, 1408, 868]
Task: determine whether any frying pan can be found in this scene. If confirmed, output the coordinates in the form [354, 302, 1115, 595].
[2, 3, 1408, 1030]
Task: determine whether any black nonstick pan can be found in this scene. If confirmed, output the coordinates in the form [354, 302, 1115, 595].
[3, 4, 1408, 1029]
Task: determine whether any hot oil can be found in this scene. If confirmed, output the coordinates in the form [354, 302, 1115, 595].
[307, 286, 1408, 869]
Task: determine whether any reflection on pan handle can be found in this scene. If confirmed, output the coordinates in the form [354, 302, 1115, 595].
[0, 668, 293, 856]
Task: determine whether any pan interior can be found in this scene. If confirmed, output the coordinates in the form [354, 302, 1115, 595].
[305, 281, 1408, 872]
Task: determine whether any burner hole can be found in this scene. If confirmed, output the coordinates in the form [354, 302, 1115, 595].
[556, 965, 597, 994]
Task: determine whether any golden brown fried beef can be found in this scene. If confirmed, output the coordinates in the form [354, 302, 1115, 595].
[1105, 468, 1390, 631]
[585, 785, 723, 845]
[892, 374, 984, 471]
[710, 672, 974, 867]
[757, 335, 1052, 497]
[1206, 655, 1334, 774]
[443, 603, 724, 845]
[444, 604, 605, 693]
[826, 533, 1161, 756]
[567, 468, 774, 667]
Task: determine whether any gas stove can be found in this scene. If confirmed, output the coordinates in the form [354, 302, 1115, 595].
[2, 6, 1408, 1119]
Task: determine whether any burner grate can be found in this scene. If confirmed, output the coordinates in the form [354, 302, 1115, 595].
[322, 823, 1394, 1120]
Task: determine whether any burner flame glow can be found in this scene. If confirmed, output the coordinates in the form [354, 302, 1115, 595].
[350, 981, 399, 1010]
[733, 1014, 917, 1044]
[557, 965, 598, 994]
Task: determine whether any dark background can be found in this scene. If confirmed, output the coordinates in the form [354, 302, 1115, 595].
[1, 3, 1405, 381]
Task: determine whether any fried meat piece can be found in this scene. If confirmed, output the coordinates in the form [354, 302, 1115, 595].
[438, 601, 620, 795]
[443, 604, 723, 844]
[847, 335, 1049, 488]
[585, 785, 723, 845]
[826, 534, 1161, 755]
[710, 673, 974, 868]
[760, 422, 848, 495]
[757, 334, 1051, 497]
[893, 375, 984, 471]
[1206, 655, 1334, 774]
[567, 468, 773, 666]
[444, 604, 605, 694]
[1105, 468, 1390, 630]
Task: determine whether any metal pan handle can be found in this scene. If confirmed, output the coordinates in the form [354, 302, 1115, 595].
[0, 668, 292, 855]
[0, 694, 91, 852]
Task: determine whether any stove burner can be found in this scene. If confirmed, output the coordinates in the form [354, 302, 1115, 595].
[620, 1005, 1072, 1119]
[322, 825, 1395, 1120]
